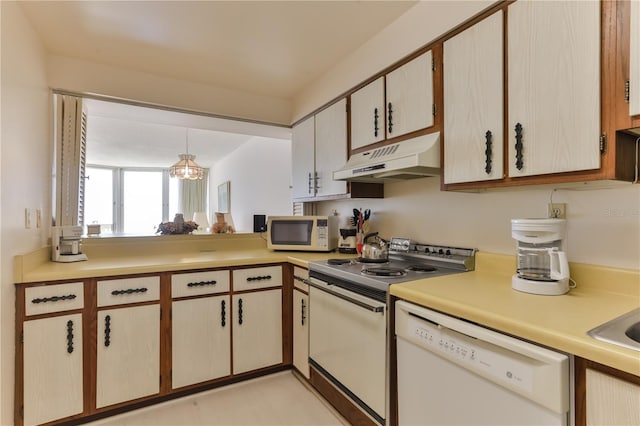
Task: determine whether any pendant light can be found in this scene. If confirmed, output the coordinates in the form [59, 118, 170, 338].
[169, 129, 204, 180]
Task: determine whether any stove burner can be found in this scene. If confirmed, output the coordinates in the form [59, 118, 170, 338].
[327, 259, 352, 266]
[361, 267, 407, 278]
[405, 264, 438, 273]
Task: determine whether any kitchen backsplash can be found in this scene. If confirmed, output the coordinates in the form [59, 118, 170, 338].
[318, 178, 640, 270]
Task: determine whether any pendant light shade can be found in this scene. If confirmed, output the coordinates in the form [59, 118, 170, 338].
[169, 130, 204, 180]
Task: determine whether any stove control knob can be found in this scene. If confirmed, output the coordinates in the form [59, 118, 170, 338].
[438, 249, 444, 255]
[424, 247, 430, 253]
[445, 249, 452, 256]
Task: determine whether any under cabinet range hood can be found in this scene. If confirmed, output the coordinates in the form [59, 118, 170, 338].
[334, 132, 440, 182]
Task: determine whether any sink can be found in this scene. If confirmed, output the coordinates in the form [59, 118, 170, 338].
[588, 308, 640, 351]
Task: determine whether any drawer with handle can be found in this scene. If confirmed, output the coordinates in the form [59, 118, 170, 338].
[293, 266, 309, 293]
[172, 270, 230, 298]
[97, 276, 160, 307]
[233, 265, 282, 292]
[25, 282, 84, 316]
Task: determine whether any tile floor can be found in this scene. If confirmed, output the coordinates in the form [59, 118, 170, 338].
[87, 372, 348, 426]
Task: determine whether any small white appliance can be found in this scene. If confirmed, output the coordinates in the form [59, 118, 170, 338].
[512, 218, 570, 295]
[267, 215, 339, 252]
[51, 225, 88, 262]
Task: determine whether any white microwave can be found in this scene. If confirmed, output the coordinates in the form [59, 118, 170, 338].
[267, 216, 339, 252]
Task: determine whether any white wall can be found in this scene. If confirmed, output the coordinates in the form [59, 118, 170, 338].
[0, 2, 51, 424]
[318, 179, 640, 270]
[210, 136, 292, 233]
[47, 54, 292, 125]
[296, 1, 640, 271]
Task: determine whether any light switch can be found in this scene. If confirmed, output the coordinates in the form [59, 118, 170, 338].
[24, 208, 31, 229]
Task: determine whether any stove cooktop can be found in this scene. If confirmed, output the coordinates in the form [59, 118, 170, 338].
[308, 238, 477, 293]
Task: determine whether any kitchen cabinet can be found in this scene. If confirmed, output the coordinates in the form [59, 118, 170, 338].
[291, 99, 347, 199]
[232, 265, 283, 374]
[19, 282, 85, 426]
[350, 52, 434, 152]
[292, 267, 310, 379]
[171, 270, 231, 389]
[443, 11, 503, 184]
[507, 0, 600, 178]
[232, 289, 283, 374]
[585, 368, 640, 426]
[630, 0, 640, 117]
[96, 276, 160, 408]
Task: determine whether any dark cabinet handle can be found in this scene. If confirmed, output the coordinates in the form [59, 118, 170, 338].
[238, 298, 243, 325]
[66, 320, 74, 354]
[374, 108, 379, 138]
[187, 280, 217, 287]
[515, 123, 524, 170]
[301, 299, 306, 326]
[104, 315, 111, 347]
[221, 300, 226, 327]
[388, 102, 394, 134]
[485, 130, 493, 174]
[31, 294, 77, 304]
[308, 172, 313, 194]
[246, 275, 272, 282]
[111, 287, 148, 296]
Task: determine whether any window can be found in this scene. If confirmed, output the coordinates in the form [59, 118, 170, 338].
[85, 166, 189, 235]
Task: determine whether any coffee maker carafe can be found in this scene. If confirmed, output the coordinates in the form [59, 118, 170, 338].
[338, 228, 357, 254]
[511, 218, 570, 295]
[52, 225, 88, 263]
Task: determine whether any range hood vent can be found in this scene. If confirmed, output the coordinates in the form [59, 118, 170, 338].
[333, 132, 440, 182]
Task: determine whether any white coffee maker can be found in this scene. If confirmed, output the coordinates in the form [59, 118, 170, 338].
[511, 218, 570, 295]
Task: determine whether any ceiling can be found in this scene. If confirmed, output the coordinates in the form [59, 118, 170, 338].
[20, 1, 417, 168]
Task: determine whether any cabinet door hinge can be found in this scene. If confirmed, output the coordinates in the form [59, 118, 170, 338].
[625, 80, 630, 103]
[432, 104, 436, 116]
[159, 374, 162, 386]
[160, 307, 162, 320]
[599, 134, 607, 154]
[432, 58, 436, 72]
[20, 406, 24, 420]
[20, 331, 23, 344]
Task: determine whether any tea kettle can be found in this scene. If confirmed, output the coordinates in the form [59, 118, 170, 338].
[361, 232, 388, 260]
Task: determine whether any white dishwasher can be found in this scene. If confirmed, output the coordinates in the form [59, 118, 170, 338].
[395, 300, 573, 426]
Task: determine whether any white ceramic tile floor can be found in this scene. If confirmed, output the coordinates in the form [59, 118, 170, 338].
[87, 372, 348, 426]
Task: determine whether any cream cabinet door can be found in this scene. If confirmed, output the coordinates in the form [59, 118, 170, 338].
[315, 98, 347, 197]
[351, 77, 385, 151]
[630, 0, 640, 116]
[23, 314, 83, 426]
[586, 368, 640, 426]
[386, 51, 434, 139]
[172, 296, 230, 388]
[96, 304, 160, 408]
[292, 288, 309, 379]
[291, 116, 315, 198]
[232, 290, 282, 374]
[444, 11, 504, 184]
[508, 1, 600, 177]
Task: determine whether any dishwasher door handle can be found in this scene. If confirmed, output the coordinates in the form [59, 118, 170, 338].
[309, 281, 384, 313]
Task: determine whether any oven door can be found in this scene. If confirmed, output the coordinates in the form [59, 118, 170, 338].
[308, 277, 387, 424]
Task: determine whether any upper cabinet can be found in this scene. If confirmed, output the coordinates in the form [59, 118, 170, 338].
[443, 11, 504, 185]
[291, 99, 346, 199]
[350, 51, 434, 152]
[507, 0, 601, 178]
[630, 0, 640, 117]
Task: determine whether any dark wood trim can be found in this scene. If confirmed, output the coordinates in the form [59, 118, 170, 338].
[309, 367, 378, 426]
[282, 264, 294, 366]
[293, 182, 383, 203]
[159, 272, 172, 394]
[387, 296, 399, 426]
[14, 285, 26, 426]
[85, 279, 97, 415]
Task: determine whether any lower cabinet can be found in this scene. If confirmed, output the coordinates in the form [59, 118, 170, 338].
[232, 289, 283, 374]
[172, 295, 231, 388]
[586, 368, 640, 426]
[23, 313, 84, 426]
[96, 304, 160, 408]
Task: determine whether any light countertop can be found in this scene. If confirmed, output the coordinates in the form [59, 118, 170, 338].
[14, 235, 640, 376]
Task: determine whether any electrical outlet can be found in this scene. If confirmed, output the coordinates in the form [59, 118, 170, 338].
[548, 203, 567, 219]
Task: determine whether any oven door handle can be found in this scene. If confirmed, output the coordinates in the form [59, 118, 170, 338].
[309, 281, 385, 313]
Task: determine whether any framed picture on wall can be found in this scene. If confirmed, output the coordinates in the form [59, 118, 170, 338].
[218, 181, 230, 213]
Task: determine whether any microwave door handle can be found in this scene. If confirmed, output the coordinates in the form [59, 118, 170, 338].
[309, 281, 384, 313]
